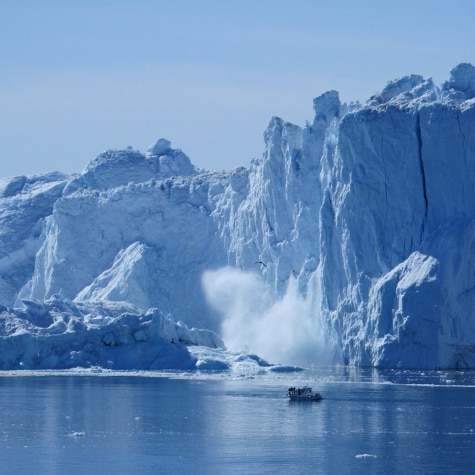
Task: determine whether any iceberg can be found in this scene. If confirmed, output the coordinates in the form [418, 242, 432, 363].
[1, 64, 475, 370]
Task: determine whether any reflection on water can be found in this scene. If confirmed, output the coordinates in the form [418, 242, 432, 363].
[0, 369, 474, 474]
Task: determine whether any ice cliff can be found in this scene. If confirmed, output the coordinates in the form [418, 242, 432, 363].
[1, 63, 475, 370]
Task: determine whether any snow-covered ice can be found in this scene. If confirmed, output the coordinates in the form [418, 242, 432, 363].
[1, 64, 475, 370]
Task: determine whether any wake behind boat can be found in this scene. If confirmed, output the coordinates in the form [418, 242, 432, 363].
[287, 386, 322, 401]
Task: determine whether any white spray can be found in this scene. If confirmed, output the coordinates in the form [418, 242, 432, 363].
[202, 266, 332, 366]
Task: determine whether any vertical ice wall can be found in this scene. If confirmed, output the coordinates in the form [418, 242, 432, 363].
[225, 92, 340, 292]
[318, 64, 475, 368]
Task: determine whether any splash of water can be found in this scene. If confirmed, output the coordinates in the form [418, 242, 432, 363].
[202, 267, 331, 366]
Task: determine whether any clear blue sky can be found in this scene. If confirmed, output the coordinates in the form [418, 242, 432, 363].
[1, 0, 474, 178]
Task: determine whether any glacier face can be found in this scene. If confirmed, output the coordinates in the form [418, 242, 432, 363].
[1, 63, 475, 369]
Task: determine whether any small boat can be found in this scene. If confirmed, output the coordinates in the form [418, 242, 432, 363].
[287, 386, 322, 401]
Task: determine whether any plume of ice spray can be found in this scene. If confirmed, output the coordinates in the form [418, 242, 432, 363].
[202, 267, 331, 366]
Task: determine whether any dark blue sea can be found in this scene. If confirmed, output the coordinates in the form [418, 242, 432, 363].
[0, 368, 474, 474]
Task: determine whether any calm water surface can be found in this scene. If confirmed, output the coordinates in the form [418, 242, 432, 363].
[0, 368, 474, 474]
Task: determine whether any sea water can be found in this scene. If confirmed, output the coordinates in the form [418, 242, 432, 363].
[0, 368, 474, 474]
